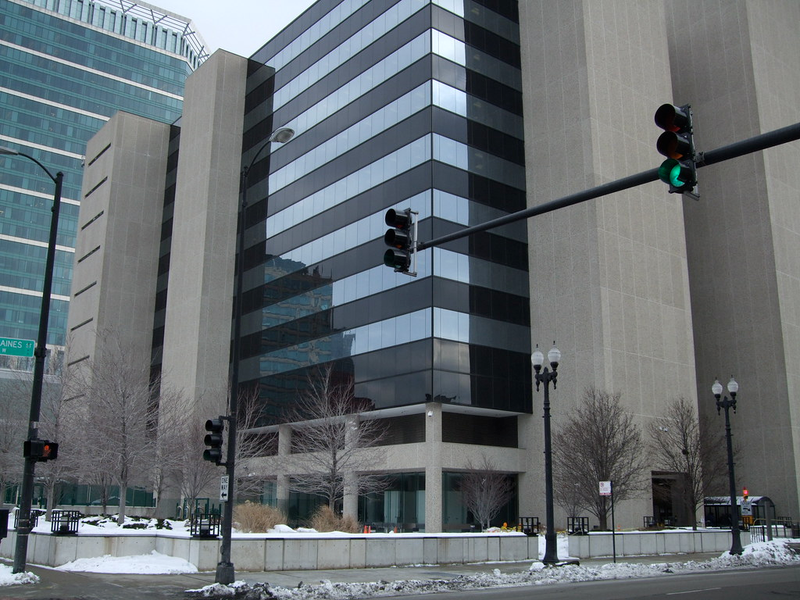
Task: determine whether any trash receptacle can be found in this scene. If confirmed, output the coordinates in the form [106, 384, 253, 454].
[51, 510, 81, 535]
[190, 513, 220, 539]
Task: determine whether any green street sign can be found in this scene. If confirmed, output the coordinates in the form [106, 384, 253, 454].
[0, 337, 34, 357]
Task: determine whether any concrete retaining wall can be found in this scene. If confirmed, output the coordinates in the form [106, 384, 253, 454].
[567, 530, 749, 558]
[0, 530, 746, 571]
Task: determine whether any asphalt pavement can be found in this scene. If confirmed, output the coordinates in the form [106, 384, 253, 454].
[0, 552, 724, 600]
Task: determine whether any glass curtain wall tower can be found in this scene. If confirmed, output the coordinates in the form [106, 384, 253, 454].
[245, 0, 530, 528]
[0, 0, 204, 364]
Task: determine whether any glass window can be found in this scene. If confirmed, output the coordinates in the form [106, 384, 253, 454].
[281, 32, 431, 140]
[273, 0, 428, 110]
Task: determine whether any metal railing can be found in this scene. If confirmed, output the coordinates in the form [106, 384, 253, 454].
[749, 518, 795, 542]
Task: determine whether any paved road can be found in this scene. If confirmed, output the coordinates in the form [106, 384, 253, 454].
[389, 565, 800, 600]
[0, 553, 781, 600]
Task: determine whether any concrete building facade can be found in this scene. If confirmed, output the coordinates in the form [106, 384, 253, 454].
[68, 0, 800, 531]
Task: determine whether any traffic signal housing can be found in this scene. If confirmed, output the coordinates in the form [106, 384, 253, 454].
[654, 103, 697, 194]
[23, 439, 58, 462]
[383, 208, 417, 276]
[203, 418, 225, 465]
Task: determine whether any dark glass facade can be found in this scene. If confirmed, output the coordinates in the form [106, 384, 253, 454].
[242, 0, 531, 424]
[0, 0, 197, 351]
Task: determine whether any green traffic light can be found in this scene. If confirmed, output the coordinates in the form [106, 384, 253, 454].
[659, 158, 693, 189]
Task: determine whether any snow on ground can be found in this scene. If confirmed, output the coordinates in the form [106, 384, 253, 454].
[186, 540, 800, 599]
[0, 566, 38, 587]
[56, 550, 199, 574]
[2, 512, 799, 598]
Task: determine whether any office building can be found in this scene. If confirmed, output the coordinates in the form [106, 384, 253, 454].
[69, 0, 800, 530]
[0, 0, 206, 367]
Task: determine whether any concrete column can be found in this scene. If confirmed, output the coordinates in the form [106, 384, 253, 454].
[343, 416, 359, 519]
[424, 402, 443, 532]
[277, 425, 292, 515]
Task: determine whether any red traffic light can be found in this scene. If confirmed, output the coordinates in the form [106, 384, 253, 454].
[385, 208, 411, 230]
[654, 104, 691, 133]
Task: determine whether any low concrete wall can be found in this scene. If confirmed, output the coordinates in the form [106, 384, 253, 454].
[0, 529, 745, 571]
[568, 529, 751, 558]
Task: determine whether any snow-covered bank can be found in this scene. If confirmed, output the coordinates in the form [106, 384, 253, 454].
[186, 540, 800, 599]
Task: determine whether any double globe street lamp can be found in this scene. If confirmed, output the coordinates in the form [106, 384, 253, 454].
[531, 342, 561, 565]
[712, 376, 743, 555]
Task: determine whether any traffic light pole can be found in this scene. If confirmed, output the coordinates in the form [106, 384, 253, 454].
[215, 168, 247, 586]
[415, 121, 800, 252]
[11, 161, 62, 574]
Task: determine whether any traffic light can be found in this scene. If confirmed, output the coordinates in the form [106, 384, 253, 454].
[23, 439, 58, 462]
[654, 103, 697, 194]
[383, 208, 417, 275]
[743, 487, 749, 501]
[203, 418, 225, 465]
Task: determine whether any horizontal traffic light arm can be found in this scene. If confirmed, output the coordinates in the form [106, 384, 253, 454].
[415, 121, 800, 252]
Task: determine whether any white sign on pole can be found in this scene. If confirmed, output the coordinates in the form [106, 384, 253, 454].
[220, 475, 230, 502]
[599, 480, 612, 496]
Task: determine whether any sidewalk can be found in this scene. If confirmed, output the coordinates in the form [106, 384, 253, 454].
[0, 552, 723, 599]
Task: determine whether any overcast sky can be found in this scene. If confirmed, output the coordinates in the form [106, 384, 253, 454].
[155, 0, 319, 58]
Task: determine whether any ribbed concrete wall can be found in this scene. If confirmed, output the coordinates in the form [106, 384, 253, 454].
[161, 49, 248, 418]
[518, 0, 697, 528]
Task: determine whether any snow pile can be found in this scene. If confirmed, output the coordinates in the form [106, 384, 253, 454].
[185, 540, 800, 600]
[0, 565, 39, 587]
[56, 550, 198, 574]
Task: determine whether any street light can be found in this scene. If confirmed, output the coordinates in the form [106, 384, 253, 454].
[712, 376, 743, 555]
[531, 342, 561, 565]
[0, 146, 63, 573]
[216, 127, 294, 585]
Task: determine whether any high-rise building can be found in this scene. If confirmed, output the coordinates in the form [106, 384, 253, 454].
[69, 0, 800, 531]
[0, 0, 206, 364]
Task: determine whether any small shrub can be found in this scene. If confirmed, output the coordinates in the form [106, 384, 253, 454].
[121, 522, 147, 529]
[81, 517, 102, 527]
[310, 505, 361, 533]
[233, 501, 286, 533]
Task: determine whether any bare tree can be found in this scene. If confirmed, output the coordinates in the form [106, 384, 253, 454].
[286, 365, 387, 512]
[70, 330, 160, 524]
[648, 397, 728, 529]
[235, 387, 278, 500]
[147, 386, 202, 518]
[553, 387, 648, 530]
[36, 364, 79, 520]
[458, 455, 515, 530]
[0, 359, 79, 518]
[0, 374, 28, 505]
[554, 480, 586, 521]
[168, 416, 221, 518]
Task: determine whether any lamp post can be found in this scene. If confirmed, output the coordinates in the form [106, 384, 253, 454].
[216, 127, 294, 585]
[712, 376, 743, 556]
[0, 147, 63, 574]
[531, 342, 561, 565]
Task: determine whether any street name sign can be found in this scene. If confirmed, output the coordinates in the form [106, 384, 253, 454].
[0, 337, 34, 357]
